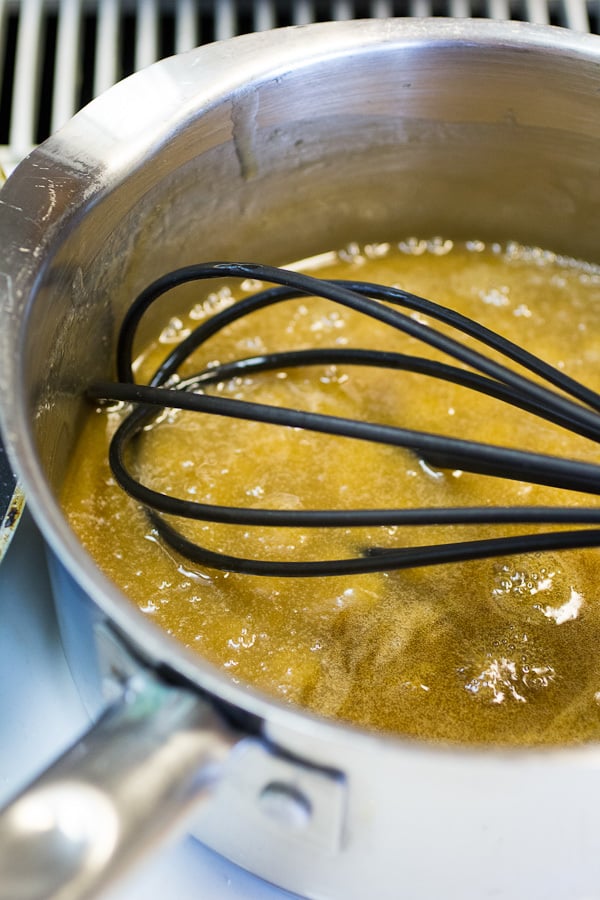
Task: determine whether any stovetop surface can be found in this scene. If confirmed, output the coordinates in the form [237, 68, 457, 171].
[0, 509, 297, 899]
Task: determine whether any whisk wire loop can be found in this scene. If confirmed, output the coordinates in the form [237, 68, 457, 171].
[89, 262, 600, 576]
[118, 264, 600, 441]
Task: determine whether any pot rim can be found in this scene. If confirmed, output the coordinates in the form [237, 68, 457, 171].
[1, 16, 600, 763]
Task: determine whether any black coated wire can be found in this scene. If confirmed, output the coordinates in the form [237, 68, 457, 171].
[88, 262, 600, 576]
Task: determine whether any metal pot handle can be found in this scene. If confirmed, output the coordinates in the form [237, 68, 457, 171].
[0, 668, 239, 900]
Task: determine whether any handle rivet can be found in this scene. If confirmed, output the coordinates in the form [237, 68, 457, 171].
[259, 781, 312, 829]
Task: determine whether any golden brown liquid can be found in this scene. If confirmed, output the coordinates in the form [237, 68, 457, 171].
[62, 239, 600, 746]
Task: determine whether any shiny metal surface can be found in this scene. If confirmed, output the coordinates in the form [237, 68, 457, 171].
[0, 671, 237, 900]
[1, 18, 600, 899]
[0, 162, 22, 558]
[0, 510, 286, 900]
[1, 0, 599, 172]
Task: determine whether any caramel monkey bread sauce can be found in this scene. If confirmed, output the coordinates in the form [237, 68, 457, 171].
[62, 240, 600, 746]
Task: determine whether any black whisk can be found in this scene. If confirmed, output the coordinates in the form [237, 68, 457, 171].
[87, 262, 600, 576]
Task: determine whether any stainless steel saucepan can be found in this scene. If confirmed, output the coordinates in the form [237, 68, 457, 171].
[1, 18, 600, 900]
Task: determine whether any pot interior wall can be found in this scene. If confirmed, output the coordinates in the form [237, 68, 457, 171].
[22, 33, 600, 490]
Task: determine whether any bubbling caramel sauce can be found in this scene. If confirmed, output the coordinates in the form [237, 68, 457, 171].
[62, 239, 600, 745]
